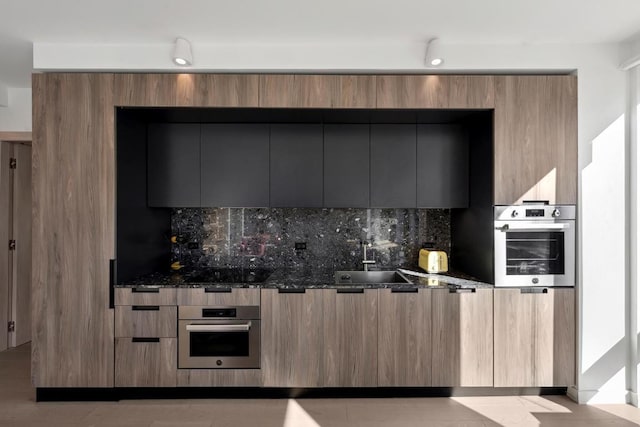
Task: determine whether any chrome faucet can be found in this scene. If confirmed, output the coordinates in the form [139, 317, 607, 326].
[361, 240, 376, 271]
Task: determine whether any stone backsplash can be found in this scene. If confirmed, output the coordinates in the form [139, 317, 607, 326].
[171, 208, 450, 272]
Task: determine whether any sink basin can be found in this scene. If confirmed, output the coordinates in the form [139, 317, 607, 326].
[333, 270, 413, 285]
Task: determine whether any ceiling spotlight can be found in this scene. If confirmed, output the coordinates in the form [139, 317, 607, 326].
[424, 38, 443, 68]
[172, 37, 193, 66]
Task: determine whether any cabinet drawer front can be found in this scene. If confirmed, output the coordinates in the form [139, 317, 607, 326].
[177, 288, 260, 306]
[115, 338, 177, 387]
[115, 306, 177, 338]
[115, 288, 177, 305]
[177, 369, 262, 387]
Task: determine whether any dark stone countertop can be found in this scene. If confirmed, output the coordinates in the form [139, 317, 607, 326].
[116, 268, 493, 290]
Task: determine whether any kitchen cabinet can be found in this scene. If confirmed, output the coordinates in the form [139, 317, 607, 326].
[115, 305, 177, 338]
[494, 288, 575, 387]
[370, 124, 417, 208]
[200, 124, 270, 207]
[115, 338, 177, 387]
[322, 289, 378, 387]
[176, 287, 260, 306]
[431, 288, 493, 386]
[115, 287, 178, 306]
[494, 75, 577, 205]
[259, 75, 376, 108]
[417, 125, 469, 208]
[177, 369, 261, 387]
[269, 124, 323, 207]
[323, 124, 370, 208]
[377, 288, 432, 386]
[147, 123, 201, 207]
[261, 289, 324, 387]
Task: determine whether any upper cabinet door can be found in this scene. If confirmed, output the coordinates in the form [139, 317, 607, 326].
[376, 75, 494, 109]
[323, 124, 370, 208]
[260, 75, 376, 108]
[370, 124, 417, 208]
[147, 123, 201, 207]
[201, 124, 269, 207]
[494, 75, 577, 205]
[270, 124, 323, 207]
[417, 125, 469, 208]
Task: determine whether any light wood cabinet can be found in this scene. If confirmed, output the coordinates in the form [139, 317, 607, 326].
[115, 338, 177, 387]
[494, 288, 575, 387]
[494, 75, 577, 205]
[322, 289, 378, 387]
[176, 287, 260, 306]
[378, 289, 432, 386]
[115, 306, 177, 338]
[260, 75, 376, 108]
[431, 289, 493, 387]
[32, 73, 115, 387]
[177, 369, 261, 387]
[115, 287, 177, 306]
[261, 289, 324, 387]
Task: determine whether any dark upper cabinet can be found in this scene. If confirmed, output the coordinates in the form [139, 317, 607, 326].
[417, 125, 469, 208]
[201, 124, 270, 207]
[370, 125, 417, 208]
[147, 123, 201, 207]
[323, 124, 370, 208]
[270, 124, 323, 207]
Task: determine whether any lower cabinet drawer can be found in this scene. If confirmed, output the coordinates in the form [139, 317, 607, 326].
[115, 306, 177, 338]
[115, 338, 177, 387]
[177, 369, 262, 387]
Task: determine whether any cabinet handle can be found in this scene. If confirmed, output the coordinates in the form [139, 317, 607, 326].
[449, 288, 476, 294]
[205, 287, 232, 293]
[132, 305, 160, 311]
[520, 288, 548, 294]
[278, 288, 306, 294]
[131, 337, 160, 343]
[337, 288, 364, 294]
[132, 287, 160, 293]
[391, 288, 419, 293]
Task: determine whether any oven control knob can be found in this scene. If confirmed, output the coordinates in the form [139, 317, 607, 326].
[216, 360, 222, 366]
[511, 210, 519, 218]
[551, 209, 561, 218]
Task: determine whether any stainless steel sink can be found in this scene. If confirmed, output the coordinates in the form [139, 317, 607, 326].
[333, 270, 413, 285]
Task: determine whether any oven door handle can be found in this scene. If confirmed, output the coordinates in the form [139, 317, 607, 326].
[185, 322, 252, 332]
[495, 223, 570, 232]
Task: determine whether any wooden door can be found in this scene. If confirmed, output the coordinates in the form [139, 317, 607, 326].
[322, 289, 378, 387]
[261, 289, 324, 387]
[378, 288, 432, 386]
[431, 288, 493, 386]
[494, 75, 577, 205]
[32, 73, 115, 387]
[0, 142, 9, 352]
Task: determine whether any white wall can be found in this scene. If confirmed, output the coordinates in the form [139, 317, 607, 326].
[0, 88, 32, 132]
[30, 41, 629, 403]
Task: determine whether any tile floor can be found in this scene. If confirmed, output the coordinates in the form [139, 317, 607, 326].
[2, 344, 640, 426]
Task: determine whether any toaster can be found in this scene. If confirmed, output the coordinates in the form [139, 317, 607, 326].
[418, 249, 449, 273]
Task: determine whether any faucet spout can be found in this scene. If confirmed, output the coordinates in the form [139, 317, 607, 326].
[361, 240, 376, 272]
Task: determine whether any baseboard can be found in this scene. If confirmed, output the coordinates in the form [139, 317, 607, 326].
[627, 390, 638, 407]
[568, 387, 629, 404]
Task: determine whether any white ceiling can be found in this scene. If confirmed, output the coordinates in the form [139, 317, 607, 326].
[1, 0, 640, 88]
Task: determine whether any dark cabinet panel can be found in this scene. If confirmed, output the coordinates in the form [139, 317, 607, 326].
[370, 124, 416, 208]
[323, 124, 370, 207]
[201, 124, 269, 207]
[417, 125, 469, 208]
[147, 123, 201, 207]
[270, 124, 323, 207]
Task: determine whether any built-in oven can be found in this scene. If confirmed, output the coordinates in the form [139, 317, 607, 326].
[178, 305, 260, 369]
[494, 204, 575, 287]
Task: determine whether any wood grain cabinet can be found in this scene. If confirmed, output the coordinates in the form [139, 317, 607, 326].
[494, 75, 577, 205]
[494, 288, 575, 387]
[115, 306, 177, 338]
[177, 287, 260, 306]
[377, 289, 432, 386]
[115, 338, 177, 387]
[322, 289, 378, 387]
[431, 288, 493, 387]
[261, 289, 324, 387]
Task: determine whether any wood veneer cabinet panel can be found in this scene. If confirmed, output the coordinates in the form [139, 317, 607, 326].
[115, 288, 177, 305]
[494, 75, 577, 205]
[322, 289, 378, 387]
[431, 289, 493, 386]
[115, 306, 177, 338]
[32, 73, 115, 387]
[177, 288, 260, 306]
[115, 338, 177, 387]
[114, 74, 259, 107]
[376, 75, 494, 109]
[378, 289, 431, 386]
[259, 75, 376, 108]
[177, 369, 262, 386]
[261, 289, 324, 387]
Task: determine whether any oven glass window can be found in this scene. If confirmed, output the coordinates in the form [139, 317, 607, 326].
[506, 231, 565, 275]
[190, 332, 250, 357]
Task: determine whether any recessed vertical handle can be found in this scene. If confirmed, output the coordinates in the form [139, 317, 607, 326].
[109, 259, 116, 309]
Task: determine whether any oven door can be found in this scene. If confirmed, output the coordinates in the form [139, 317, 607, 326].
[494, 220, 575, 287]
[178, 319, 260, 369]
